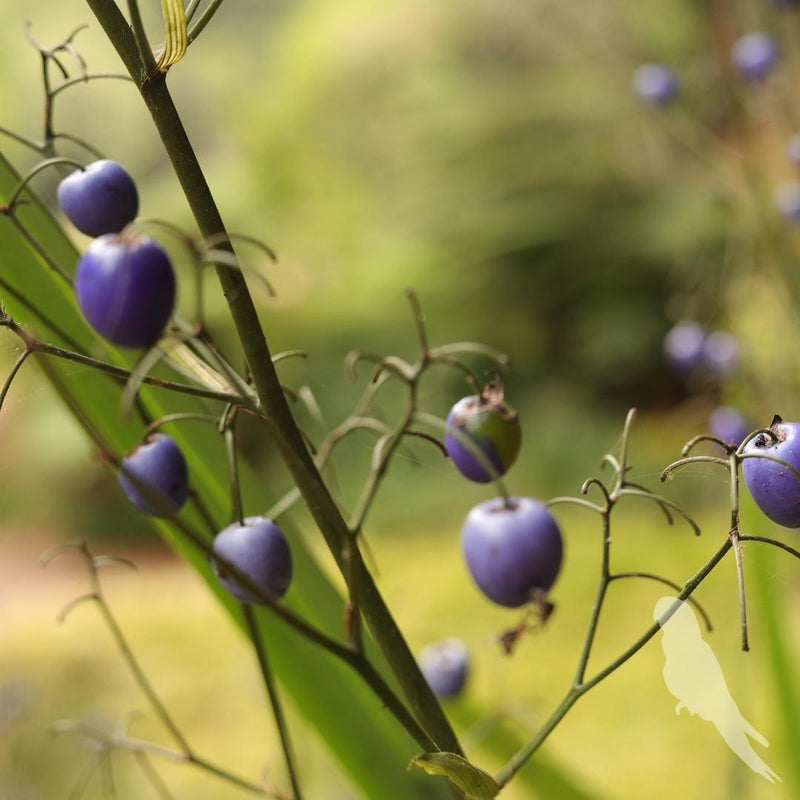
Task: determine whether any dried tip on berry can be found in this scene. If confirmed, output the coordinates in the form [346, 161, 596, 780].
[445, 381, 522, 483]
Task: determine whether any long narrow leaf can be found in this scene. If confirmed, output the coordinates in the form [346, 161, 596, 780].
[0, 150, 451, 799]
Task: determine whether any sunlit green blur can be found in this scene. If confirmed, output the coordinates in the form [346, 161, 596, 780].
[3, 0, 800, 798]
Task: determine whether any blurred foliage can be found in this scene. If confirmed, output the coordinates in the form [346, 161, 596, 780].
[3, 0, 800, 794]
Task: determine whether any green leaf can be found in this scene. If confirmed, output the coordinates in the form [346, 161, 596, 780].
[742, 498, 800, 795]
[410, 751, 500, 799]
[0, 149, 450, 799]
[156, 0, 188, 70]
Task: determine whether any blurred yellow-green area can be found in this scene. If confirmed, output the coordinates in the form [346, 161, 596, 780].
[3, 0, 800, 798]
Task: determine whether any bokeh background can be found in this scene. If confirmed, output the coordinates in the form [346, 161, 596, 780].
[3, 0, 800, 798]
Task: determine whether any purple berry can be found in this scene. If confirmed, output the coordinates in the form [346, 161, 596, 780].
[742, 417, 800, 527]
[702, 331, 739, 376]
[57, 160, 139, 238]
[731, 32, 778, 80]
[663, 321, 706, 374]
[461, 497, 563, 608]
[444, 383, 521, 483]
[709, 406, 752, 447]
[633, 64, 678, 106]
[774, 181, 800, 222]
[74, 233, 175, 348]
[213, 517, 293, 604]
[418, 638, 469, 699]
[786, 135, 800, 167]
[119, 434, 189, 517]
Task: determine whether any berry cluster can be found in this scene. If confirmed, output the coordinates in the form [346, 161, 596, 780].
[61, 162, 294, 604]
[58, 160, 176, 349]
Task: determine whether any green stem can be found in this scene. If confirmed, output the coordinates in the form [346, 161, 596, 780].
[572, 511, 611, 686]
[83, 0, 461, 754]
[494, 536, 733, 788]
[243, 605, 303, 800]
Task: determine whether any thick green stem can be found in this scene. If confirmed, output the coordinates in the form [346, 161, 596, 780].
[82, 0, 460, 755]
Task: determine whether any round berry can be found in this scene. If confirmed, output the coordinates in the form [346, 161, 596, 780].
[74, 233, 175, 348]
[731, 32, 778, 80]
[213, 517, 293, 604]
[633, 63, 678, 106]
[663, 321, 706, 374]
[786, 134, 800, 168]
[57, 160, 139, 238]
[119, 433, 189, 516]
[418, 638, 469, 699]
[709, 406, 752, 448]
[444, 383, 521, 483]
[461, 497, 563, 608]
[742, 416, 800, 527]
[774, 181, 800, 222]
[702, 330, 739, 376]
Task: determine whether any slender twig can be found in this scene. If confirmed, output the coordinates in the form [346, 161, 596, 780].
[738, 535, 800, 562]
[243, 606, 303, 800]
[187, 0, 228, 44]
[0, 347, 33, 411]
[609, 572, 713, 631]
[223, 413, 245, 524]
[494, 536, 733, 788]
[0, 318, 249, 405]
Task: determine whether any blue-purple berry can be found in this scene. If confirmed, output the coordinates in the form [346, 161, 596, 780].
[213, 517, 293, 604]
[74, 234, 175, 348]
[633, 64, 678, 106]
[663, 321, 706, 374]
[444, 383, 521, 483]
[731, 32, 778, 80]
[702, 331, 739, 376]
[786, 135, 800, 168]
[461, 497, 563, 608]
[742, 417, 800, 527]
[57, 160, 139, 238]
[418, 638, 469, 699]
[709, 407, 752, 448]
[119, 433, 189, 517]
[774, 181, 800, 222]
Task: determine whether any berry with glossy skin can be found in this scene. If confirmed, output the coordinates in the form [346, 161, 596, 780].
[444, 383, 521, 483]
[663, 321, 706, 374]
[633, 64, 678, 106]
[702, 330, 739, 376]
[731, 32, 778, 80]
[119, 433, 189, 516]
[213, 517, 292, 603]
[57, 160, 139, 238]
[742, 416, 800, 527]
[418, 638, 469, 699]
[709, 406, 752, 448]
[74, 233, 175, 348]
[461, 496, 563, 607]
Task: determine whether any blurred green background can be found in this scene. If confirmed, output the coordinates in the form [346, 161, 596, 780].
[3, 0, 800, 798]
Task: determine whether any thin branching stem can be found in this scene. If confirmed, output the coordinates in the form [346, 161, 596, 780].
[187, 0, 228, 44]
[609, 572, 713, 631]
[0, 347, 33, 411]
[243, 605, 303, 800]
[495, 536, 733, 788]
[1, 321, 249, 405]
